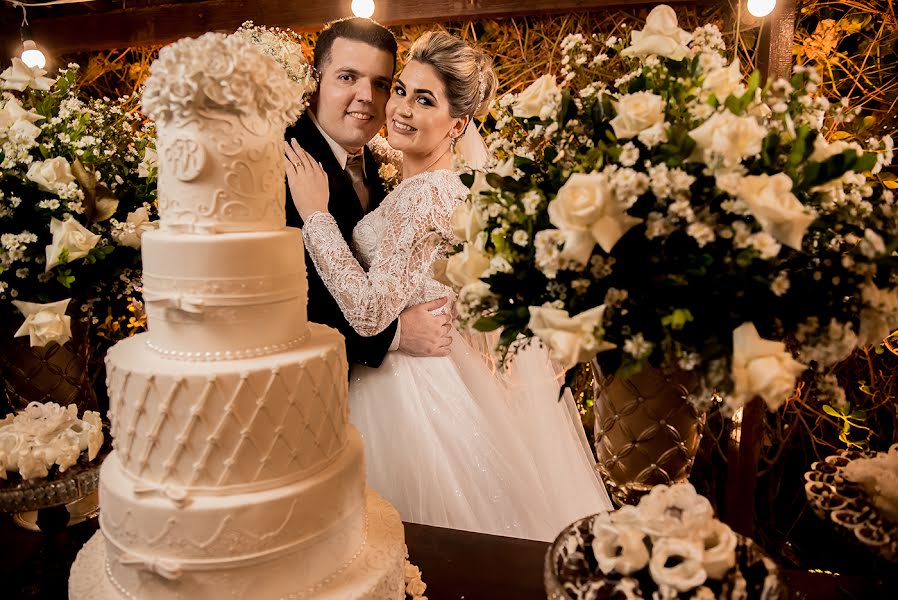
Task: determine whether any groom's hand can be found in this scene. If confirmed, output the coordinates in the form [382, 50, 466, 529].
[398, 297, 452, 357]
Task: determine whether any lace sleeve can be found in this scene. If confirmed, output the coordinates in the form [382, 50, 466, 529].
[367, 135, 403, 171]
[302, 177, 461, 337]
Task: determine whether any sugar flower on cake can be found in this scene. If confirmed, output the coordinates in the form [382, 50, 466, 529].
[648, 537, 707, 592]
[0, 401, 103, 480]
[637, 481, 714, 538]
[0, 57, 54, 91]
[141, 32, 311, 128]
[12, 298, 73, 347]
[731, 322, 806, 411]
[44, 215, 101, 271]
[842, 444, 898, 524]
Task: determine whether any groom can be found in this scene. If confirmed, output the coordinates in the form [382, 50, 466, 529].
[285, 17, 452, 368]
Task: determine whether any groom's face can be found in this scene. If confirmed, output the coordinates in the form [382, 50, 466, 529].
[313, 38, 394, 153]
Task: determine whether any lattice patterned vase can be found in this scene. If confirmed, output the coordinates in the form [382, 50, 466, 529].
[592, 361, 705, 506]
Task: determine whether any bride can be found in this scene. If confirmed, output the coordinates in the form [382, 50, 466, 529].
[285, 31, 612, 541]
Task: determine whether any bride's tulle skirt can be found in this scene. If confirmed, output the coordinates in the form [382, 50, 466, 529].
[349, 329, 612, 542]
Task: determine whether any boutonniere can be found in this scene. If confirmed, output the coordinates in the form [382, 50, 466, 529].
[377, 161, 401, 194]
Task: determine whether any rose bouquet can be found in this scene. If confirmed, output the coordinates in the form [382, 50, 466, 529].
[448, 4, 897, 414]
[547, 483, 781, 599]
[0, 58, 158, 351]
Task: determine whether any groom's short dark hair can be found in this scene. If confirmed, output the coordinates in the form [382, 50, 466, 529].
[314, 18, 398, 74]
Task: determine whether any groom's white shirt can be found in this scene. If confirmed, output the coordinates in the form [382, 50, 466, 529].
[308, 110, 400, 352]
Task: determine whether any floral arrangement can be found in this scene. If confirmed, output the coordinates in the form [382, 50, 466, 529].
[141, 32, 311, 128]
[235, 21, 316, 92]
[0, 401, 103, 480]
[0, 58, 158, 350]
[403, 549, 428, 599]
[446, 4, 897, 414]
[550, 483, 781, 599]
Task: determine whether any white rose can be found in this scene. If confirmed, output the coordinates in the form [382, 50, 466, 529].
[0, 58, 54, 92]
[0, 96, 43, 132]
[114, 207, 159, 249]
[734, 173, 815, 251]
[450, 202, 486, 243]
[702, 60, 744, 99]
[688, 110, 767, 168]
[7, 119, 41, 145]
[548, 172, 643, 256]
[621, 5, 692, 61]
[83, 411, 104, 461]
[527, 305, 616, 370]
[512, 74, 561, 120]
[591, 522, 650, 575]
[697, 520, 737, 579]
[444, 245, 490, 289]
[857, 284, 898, 347]
[12, 299, 73, 348]
[648, 537, 708, 592]
[731, 322, 806, 411]
[637, 482, 714, 538]
[27, 157, 76, 194]
[44, 216, 101, 271]
[610, 92, 666, 140]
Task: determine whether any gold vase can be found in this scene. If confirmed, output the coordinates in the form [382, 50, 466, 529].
[592, 361, 705, 506]
[0, 313, 97, 416]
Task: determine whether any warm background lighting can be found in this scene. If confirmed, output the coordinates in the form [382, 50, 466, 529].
[351, 0, 375, 18]
[20, 39, 46, 69]
[747, 0, 777, 18]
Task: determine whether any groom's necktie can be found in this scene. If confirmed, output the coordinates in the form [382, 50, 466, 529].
[345, 153, 370, 212]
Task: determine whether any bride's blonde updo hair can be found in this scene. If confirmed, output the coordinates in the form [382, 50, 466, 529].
[407, 31, 498, 120]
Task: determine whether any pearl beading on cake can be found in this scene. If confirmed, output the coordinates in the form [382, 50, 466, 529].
[145, 334, 308, 361]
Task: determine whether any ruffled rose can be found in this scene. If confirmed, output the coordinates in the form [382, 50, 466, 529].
[45, 216, 101, 271]
[731, 322, 806, 411]
[735, 173, 815, 251]
[12, 299, 73, 348]
[702, 60, 744, 99]
[512, 74, 561, 120]
[591, 522, 650, 575]
[648, 537, 708, 592]
[637, 483, 714, 538]
[7, 119, 41, 145]
[689, 110, 767, 169]
[527, 305, 616, 370]
[697, 520, 737, 579]
[0, 96, 43, 132]
[445, 245, 490, 288]
[621, 5, 692, 61]
[548, 172, 643, 258]
[611, 92, 666, 140]
[450, 202, 486, 243]
[0, 57, 54, 92]
[27, 157, 75, 194]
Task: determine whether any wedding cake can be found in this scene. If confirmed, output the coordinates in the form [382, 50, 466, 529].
[70, 33, 406, 599]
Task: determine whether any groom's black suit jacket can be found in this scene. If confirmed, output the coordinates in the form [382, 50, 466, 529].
[285, 113, 398, 368]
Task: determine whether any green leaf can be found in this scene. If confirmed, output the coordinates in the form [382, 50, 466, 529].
[473, 317, 500, 332]
[459, 172, 474, 187]
[822, 404, 841, 418]
[661, 309, 694, 330]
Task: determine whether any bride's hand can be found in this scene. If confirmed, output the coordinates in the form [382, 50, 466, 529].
[284, 139, 329, 221]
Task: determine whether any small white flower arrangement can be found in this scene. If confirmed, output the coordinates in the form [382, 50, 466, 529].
[0, 59, 158, 349]
[0, 401, 103, 480]
[449, 3, 897, 415]
[551, 483, 781, 599]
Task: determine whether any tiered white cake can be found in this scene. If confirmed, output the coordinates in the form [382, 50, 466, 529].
[70, 33, 406, 600]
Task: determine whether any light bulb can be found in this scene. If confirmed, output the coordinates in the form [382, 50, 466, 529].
[21, 39, 46, 69]
[747, 0, 776, 18]
[351, 0, 375, 18]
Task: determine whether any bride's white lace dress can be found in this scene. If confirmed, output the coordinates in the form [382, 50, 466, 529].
[302, 169, 612, 542]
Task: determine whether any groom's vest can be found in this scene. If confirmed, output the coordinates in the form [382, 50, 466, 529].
[284, 113, 397, 369]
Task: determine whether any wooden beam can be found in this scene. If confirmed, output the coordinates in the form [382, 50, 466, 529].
[2, 0, 703, 56]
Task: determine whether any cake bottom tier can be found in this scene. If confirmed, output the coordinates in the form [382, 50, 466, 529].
[69, 490, 406, 600]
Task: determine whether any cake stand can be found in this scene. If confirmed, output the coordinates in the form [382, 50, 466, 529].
[0, 454, 104, 533]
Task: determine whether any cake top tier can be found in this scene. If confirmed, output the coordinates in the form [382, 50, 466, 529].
[142, 33, 310, 234]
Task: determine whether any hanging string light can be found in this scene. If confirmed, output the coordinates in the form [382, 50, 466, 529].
[351, 0, 375, 18]
[18, 5, 47, 68]
[747, 0, 777, 18]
